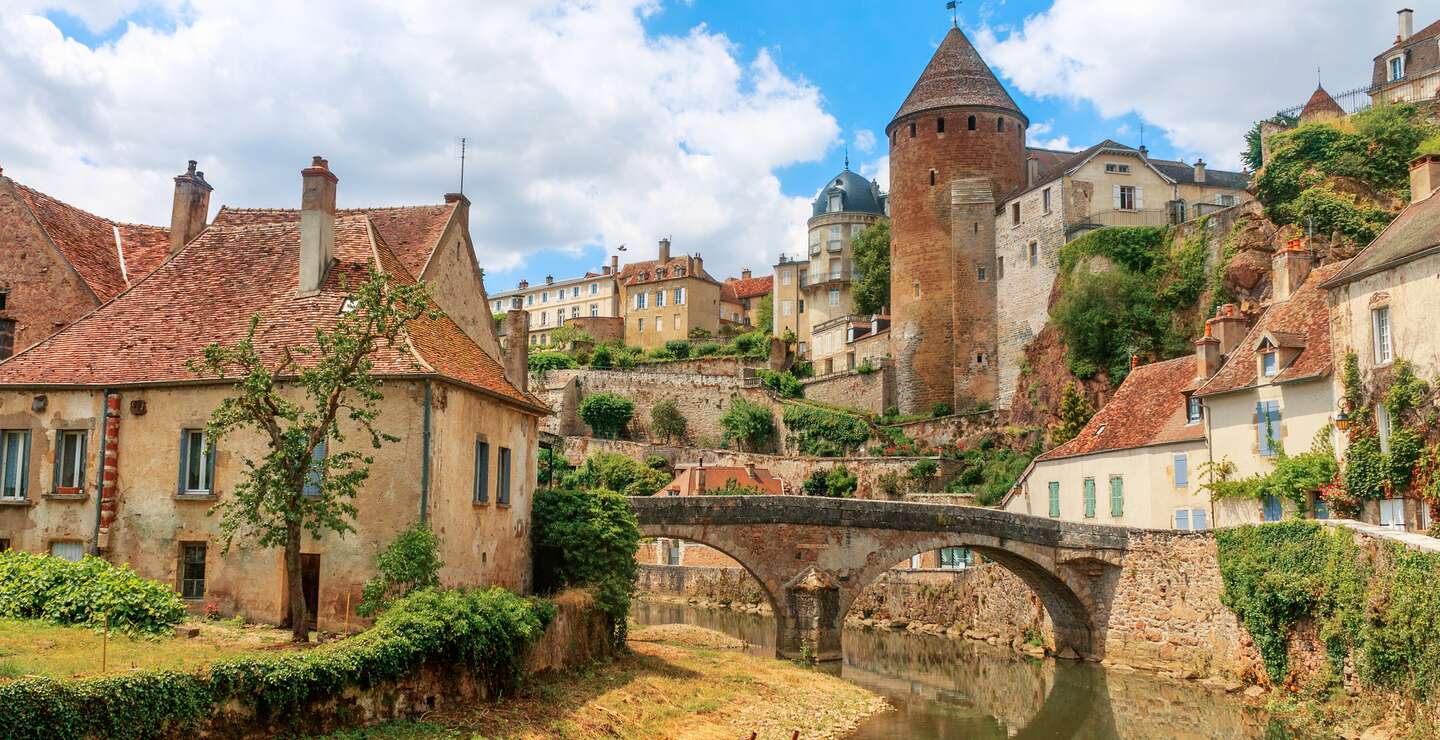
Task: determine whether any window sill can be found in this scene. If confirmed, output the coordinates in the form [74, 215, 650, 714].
[496, 502, 511, 509]
[473, 501, 491, 509]
[0, 498, 34, 507]
[174, 493, 217, 502]
[43, 492, 88, 502]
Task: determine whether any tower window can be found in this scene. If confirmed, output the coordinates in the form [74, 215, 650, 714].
[909, 122, 916, 138]
[967, 115, 976, 131]
[997, 117, 1005, 133]
[929, 169, 936, 186]
[1011, 203, 1021, 225]
[937, 117, 945, 133]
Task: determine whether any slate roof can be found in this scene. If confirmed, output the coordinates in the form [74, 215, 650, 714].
[1006, 140, 1249, 201]
[1149, 159, 1250, 190]
[810, 169, 887, 218]
[720, 275, 772, 302]
[1196, 261, 1348, 398]
[1035, 356, 1205, 462]
[1323, 174, 1440, 287]
[1372, 17, 1440, 87]
[11, 182, 172, 302]
[212, 203, 457, 279]
[891, 26, 1026, 126]
[0, 215, 545, 413]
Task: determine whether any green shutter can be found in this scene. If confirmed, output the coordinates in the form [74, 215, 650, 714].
[205, 439, 217, 493]
[1047, 481, 1060, 517]
[19, 431, 31, 499]
[1110, 476, 1124, 517]
[1083, 479, 1096, 518]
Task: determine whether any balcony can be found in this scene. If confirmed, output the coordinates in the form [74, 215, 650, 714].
[826, 240, 843, 253]
[805, 267, 852, 289]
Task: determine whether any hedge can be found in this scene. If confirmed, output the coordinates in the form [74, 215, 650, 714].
[0, 550, 188, 637]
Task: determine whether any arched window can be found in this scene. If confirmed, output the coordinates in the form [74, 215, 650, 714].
[967, 115, 976, 131]
[937, 117, 945, 133]
[997, 117, 1005, 133]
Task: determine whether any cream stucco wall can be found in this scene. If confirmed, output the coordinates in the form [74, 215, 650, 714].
[421, 219, 504, 361]
[1067, 155, 1171, 227]
[622, 277, 721, 350]
[1007, 439, 1209, 530]
[495, 274, 621, 349]
[1327, 252, 1440, 386]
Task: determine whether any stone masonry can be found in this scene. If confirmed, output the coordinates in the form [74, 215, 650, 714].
[995, 178, 1070, 408]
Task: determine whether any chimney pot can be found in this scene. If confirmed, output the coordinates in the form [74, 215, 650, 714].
[299, 155, 338, 294]
[1137, 145, 1149, 160]
[1272, 245, 1315, 302]
[1209, 303, 1249, 355]
[1130, 354, 1140, 369]
[741, 268, 752, 280]
[1194, 158, 1206, 184]
[1400, 8, 1415, 41]
[169, 159, 214, 255]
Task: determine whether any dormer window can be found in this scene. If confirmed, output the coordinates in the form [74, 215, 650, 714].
[1186, 394, 1202, 424]
[1261, 350, 1278, 377]
[828, 193, 842, 212]
[656, 268, 666, 279]
[1389, 55, 1405, 82]
[675, 266, 686, 277]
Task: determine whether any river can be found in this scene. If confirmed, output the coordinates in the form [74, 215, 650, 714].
[633, 600, 1290, 739]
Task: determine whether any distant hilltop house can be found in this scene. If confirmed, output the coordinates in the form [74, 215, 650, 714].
[655, 463, 789, 497]
[616, 238, 724, 351]
[490, 260, 622, 350]
[719, 270, 772, 330]
[1372, 7, 1440, 107]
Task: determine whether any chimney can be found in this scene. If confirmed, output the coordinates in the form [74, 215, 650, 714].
[1400, 8, 1415, 41]
[504, 306, 530, 393]
[444, 192, 470, 231]
[1193, 158, 1207, 184]
[1027, 157, 1039, 186]
[518, 279, 529, 289]
[1137, 145, 1149, 161]
[1410, 154, 1440, 203]
[741, 268, 752, 280]
[1209, 303, 1249, 355]
[658, 238, 671, 263]
[1195, 323, 1222, 379]
[298, 156, 337, 294]
[611, 254, 619, 273]
[602, 265, 611, 275]
[545, 274, 554, 285]
[1272, 240, 1315, 302]
[168, 160, 213, 254]
[693, 254, 703, 274]
[1130, 354, 1141, 370]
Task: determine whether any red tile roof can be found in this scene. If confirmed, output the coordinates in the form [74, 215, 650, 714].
[1196, 261, 1349, 398]
[1036, 356, 1205, 462]
[1299, 86, 1346, 122]
[720, 275, 772, 301]
[12, 183, 172, 302]
[655, 465, 789, 496]
[617, 255, 717, 287]
[213, 204, 456, 278]
[0, 215, 544, 413]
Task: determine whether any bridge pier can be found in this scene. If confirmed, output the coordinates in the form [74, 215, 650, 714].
[777, 567, 843, 662]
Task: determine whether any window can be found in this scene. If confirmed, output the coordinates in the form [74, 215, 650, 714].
[1083, 478, 1096, 518]
[656, 316, 664, 332]
[541, 291, 548, 304]
[178, 429, 214, 494]
[497, 447, 512, 505]
[675, 287, 685, 305]
[0, 319, 14, 360]
[929, 169, 936, 186]
[798, 299, 805, 314]
[782, 300, 793, 316]
[1389, 55, 1405, 81]
[1028, 242, 1038, 267]
[474, 439, 490, 503]
[851, 224, 865, 238]
[1174, 508, 1208, 530]
[1109, 476, 1124, 517]
[1011, 203, 1020, 225]
[494, 300, 502, 311]
[1261, 351, 1278, 377]
[909, 122, 916, 138]
[996, 117, 1004, 133]
[936, 116, 945, 133]
[967, 115, 976, 131]
[1263, 495, 1283, 522]
[53, 430, 87, 493]
[571, 306, 578, 319]
[828, 193, 842, 212]
[1256, 400, 1282, 457]
[526, 294, 533, 306]
[180, 542, 206, 599]
[1380, 498, 1406, 529]
[1378, 405, 1393, 454]
[1105, 163, 1131, 174]
[637, 318, 645, 333]
[1372, 306, 1392, 364]
[1186, 395, 1202, 424]
[590, 282, 598, 295]
[828, 288, 840, 307]
[655, 290, 666, 308]
[1117, 185, 1137, 210]
[571, 286, 580, 298]
[50, 541, 83, 562]
[1047, 481, 1060, 517]
[590, 303, 598, 317]
[0, 290, 7, 309]
[1218, 194, 1236, 207]
[1, 430, 30, 500]
[303, 438, 326, 496]
[938, 547, 972, 569]
[977, 266, 987, 282]
[540, 312, 547, 327]
[636, 292, 647, 309]
[1174, 453, 1189, 487]
[997, 256, 1005, 279]
[1042, 188, 1052, 214]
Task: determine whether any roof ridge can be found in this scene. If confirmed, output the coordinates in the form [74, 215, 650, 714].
[14, 181, 167, 231]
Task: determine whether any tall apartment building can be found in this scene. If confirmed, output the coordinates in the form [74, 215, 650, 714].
[489, 258, 621, 348]
[1371, 8, 1440, 106]
[617, 239, 722, 350]
[771, 167, 886, 369]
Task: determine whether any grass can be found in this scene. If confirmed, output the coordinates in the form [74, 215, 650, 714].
[329, 624, 887, 739]
[0, 618, 292, 679]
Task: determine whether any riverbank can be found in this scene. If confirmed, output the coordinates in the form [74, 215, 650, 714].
[332, 624, 887, 739]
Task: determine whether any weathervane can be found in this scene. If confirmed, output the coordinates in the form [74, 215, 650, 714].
[458, 137, 467, 194]
[844, 145, 850, 170]
[946, 1, 959, 27]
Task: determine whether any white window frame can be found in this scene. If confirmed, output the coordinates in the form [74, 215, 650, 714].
[675, 287, 685, 305]
[1118, 185, 1137, 211]
[828, 288, 840, 306]
[0, 430, 30, 500]
[1378, 405, 1393, 454]
[1389, 54, 1405, 82]
[589, 282, 598, 295]
[179, 428, 213, 494]
[655, 290, 666, 308]
[1372, 306, 1393, 365]
[55, 430, 87, 492]
[782, 300, 794, 316]
[49, 541, 84, 562]
[1261, 350, 1278, 377]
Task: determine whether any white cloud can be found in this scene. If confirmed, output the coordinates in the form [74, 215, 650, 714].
[974, 0, 1401, 169]
[852, 128, 876, 154]
[859, 155, 889, 193]
[0, 0, 839, 281]
[1026, 120, 1073, 152]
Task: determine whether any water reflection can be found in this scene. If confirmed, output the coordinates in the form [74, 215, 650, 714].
[632, 600, 1282, 739]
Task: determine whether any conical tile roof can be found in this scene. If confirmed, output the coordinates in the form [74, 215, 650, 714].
[891, 26, 1026, 126]
[1299, 85, 1345, 123]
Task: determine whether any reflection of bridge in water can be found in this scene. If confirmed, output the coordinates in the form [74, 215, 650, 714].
[629, 496, 1136, 661]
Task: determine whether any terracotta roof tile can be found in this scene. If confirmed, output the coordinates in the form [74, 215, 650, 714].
[892, 26, 1026, 125]
[1196, 261, 1349, 398]
[1036, 356, 1205, 462]
[1299, 86, 1346, 123]
[618, 255, 717, 286]
[720, 275, 772, 301]
[213, 203, 456, 278]
[13, 183, 171, 301]
[0, 215, 543, 413]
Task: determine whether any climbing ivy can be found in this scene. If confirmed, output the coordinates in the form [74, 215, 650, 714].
[782, 403, 870, 457]
[1203, 427, 1337, 509]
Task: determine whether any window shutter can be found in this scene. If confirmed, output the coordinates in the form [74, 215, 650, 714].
[51, 431, 61, 492]
[1255, 401, 1266, 454]
[206, 440, 217, 493]
[1193, 509, 1208, 530]
[19, 431, 30, 499]
[1175, 509, 1189, 530]
[177, 430, 188, 494]
[77, 432, 88, 490]
[1112, 185, 1121, 210]
[1135, 186, 1144, 209]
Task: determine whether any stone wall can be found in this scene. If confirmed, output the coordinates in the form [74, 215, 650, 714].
[846, 564, 1050, 646]
[565, 437, 954, 499]
[884, 410, 998, 447]
[994, 177, 1069, 410]
[637, 564, 770, 609]
[798, 362, 895, 414]
[535, 366, 775, 444]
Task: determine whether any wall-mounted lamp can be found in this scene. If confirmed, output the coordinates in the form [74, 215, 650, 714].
[1335, 409, 1351, 432]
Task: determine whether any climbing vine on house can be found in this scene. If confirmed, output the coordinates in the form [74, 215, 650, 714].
[1202, 427, 1338, 511]
[1337, 353, 1437, 518]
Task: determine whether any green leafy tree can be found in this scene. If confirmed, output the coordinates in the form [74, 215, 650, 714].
[537, 446, 573, 487]
[721, 397, 776, 452]
[547, 323, 595, 348]
[663, 339, 692, 359]
[650, 397, 688, 444]
[851, 219, 890, 315]
[528, 351, 578, 372]
[1052, 382, 1096, 445]
[191, 268, 436, 641]
[588, 344, 614, 369]
[560, 451, 670, 496]
[532, 487, 641, 644]
[579, 392, 635, 439]
[357, 522, 442, 617]
[755, 294, 774, 335]
[1240, 113, 1297, 171]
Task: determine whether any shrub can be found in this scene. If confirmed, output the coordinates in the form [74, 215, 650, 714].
[720, 397, 776, 452]
[693, 342, 721, 357]
[579, 393, 634, 439]
[532, 487, 640, 642]
[790, 361, 814, 379]
[908, 459, 940, 488]
[588, 345, 613, 370]
[802, 466, 857, 498]
[757, 369, 803, 399]
[783, 403, 870, 457]
[0, 550, 187, 637]
[650, 398, 688, 444]
[528, 351, 577, 372]
[733, 331, 769, 357]
[357, 523, 442, 617]
[647, 347, 676, 361]
[851, 219, 891, 315]
[643, 454, 670, 471]
[687, 327, 712, 340]
[560, 452, 670, 497]
[1051, 382, 1095, 446]
[663, 340, 692, 359]
[930, 402, 952, 418]
[537, 446, 574, 487]
[856, 361, 877, 375]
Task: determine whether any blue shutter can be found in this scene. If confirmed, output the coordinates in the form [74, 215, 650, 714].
[1192, 509, 1208, 530]
[1110, 476, 1124, 517]
[177, 429, 188, 494]
[304, 439, 326, 496]
[1175, 509, 1190, 530]
[19, 431, 31, 499]
[1174, 454, 1189, 487]
[205, 438, 217, 493]
[1047, 481, 1060, 517]
[1263, 495, 1282, 522]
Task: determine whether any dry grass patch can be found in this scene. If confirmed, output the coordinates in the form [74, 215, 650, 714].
[0, 618, 291, 679]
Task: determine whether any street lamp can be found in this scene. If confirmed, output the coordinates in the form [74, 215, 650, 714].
[1335, 409, 1351, 432]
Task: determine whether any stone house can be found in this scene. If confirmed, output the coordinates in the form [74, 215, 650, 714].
[617, 239, 721, 350]
[0, 157, 548, 631]
[0, 163, 193, 361]
[656, 463, 789, 497]
[490, 258, 621, 350]
[1320, 154, 1440, 531]
[1370, 8, 1440, 106]
[994, 140, 1250, 408]
[1194, 251, 1348, 527]
[1003, 356, 1208, 530]
[718, 270, 771, 329]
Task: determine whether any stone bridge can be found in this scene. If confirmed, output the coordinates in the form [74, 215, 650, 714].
[628, 496, 1232, 666]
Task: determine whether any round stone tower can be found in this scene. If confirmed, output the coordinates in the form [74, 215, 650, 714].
[886, 25, 1028, 413]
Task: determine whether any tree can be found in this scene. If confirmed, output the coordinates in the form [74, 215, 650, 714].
[755, 294, 774, 335]
[1241, 113, 1297, 172]
[650, 397, 688, 444]
[1052, 382, 1096, 446]
[357, 522, 442, 617]
[721, 397, 776, 452]
[851, 219, 890, 315]
[191, 268, 435, 641]
[579, 392, 635, 439]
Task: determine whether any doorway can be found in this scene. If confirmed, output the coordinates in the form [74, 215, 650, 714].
[301, 554, 320, 629]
